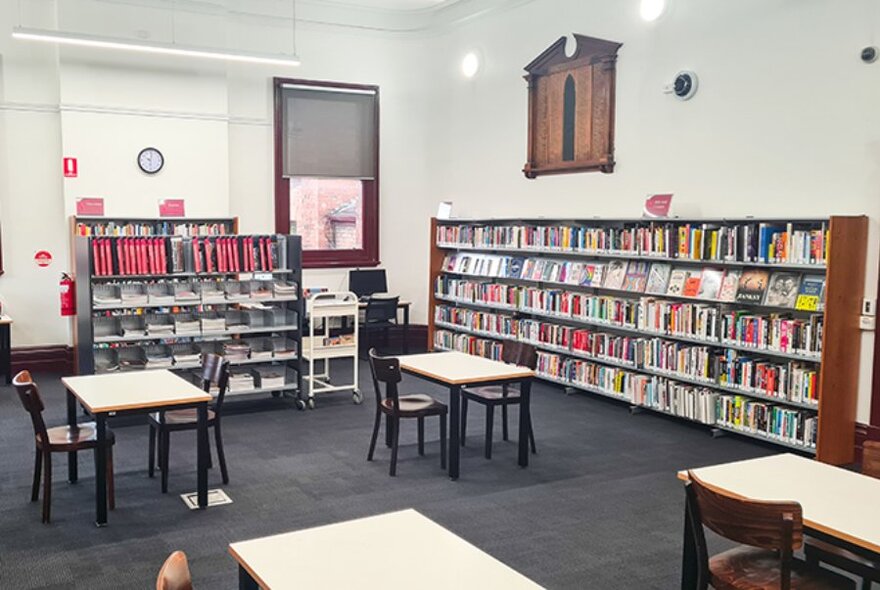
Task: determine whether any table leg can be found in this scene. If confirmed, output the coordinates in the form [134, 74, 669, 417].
[518, 378, 532, 468]
[681, 496, 697, 590]
[239, 565, 260, 590]
[448, 385, 460, 480]
[2, 324, 10, 385]
[66, 390, 79, 483]
[95, 414, 108, 527]
[402, 306, 409, 354]
[197, 402, 209, 509]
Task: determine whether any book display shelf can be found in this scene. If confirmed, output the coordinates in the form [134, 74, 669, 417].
[72, 217, 306, 408]
[428, 216, 868, 464]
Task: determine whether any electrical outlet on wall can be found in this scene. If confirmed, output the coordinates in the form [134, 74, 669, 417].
[860, 315, 876, 331]
[864, 298, 876, 317]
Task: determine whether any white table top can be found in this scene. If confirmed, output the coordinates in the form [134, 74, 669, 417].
[62, 369, 211, 414]
[0, 314, 12, 325]
[399, 351, 534, 385]
[229, 509, 541, 590]
[678, 453, 880, 554]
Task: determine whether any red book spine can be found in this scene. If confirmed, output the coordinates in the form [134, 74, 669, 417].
[159, 237, 167, 275]
[103, 239, 113, 275]
[116, 239, 126, 275]
[218, 238, 226, 273]
[148, 239, 156, 274]
[206, 239, 214, 273]
[193, 238, 201, 274]
[126, 239, 135, 275]
[155, 239, 163, 274]
[138, 239, 147, 274]
[227, 238, 235, 272]
[259, 237, 267, 271]
[246, 237, 254, 271]
[233, 238, 240, 272]
[92, 239, 102, 276]
[267, 237, 274, 271]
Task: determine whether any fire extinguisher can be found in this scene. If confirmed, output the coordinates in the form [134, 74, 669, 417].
[60, 273, 76, 317]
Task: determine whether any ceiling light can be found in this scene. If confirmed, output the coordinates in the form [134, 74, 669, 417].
[639, 0, 666, 22]
[11, 27, 301, 67]
[461, 52, 480, 78]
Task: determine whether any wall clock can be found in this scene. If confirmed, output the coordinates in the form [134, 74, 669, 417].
[137, 147, 164, 174]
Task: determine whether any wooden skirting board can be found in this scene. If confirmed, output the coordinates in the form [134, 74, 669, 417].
[11, 345, 74, 375]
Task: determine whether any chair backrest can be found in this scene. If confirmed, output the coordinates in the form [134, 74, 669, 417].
[863, 440, 880, 479]
[368, 348, 401, 410]
[200, 353, 230, 415]
[156, 550, 193, 590]
[685, 470, 802, 590]
[364, 296, 399, 324]
[501, 341, 538, 370]
[12, 371, 50, 444]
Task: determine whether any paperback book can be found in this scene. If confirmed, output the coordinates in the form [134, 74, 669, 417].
[682, 272, 702, 298]
[603, 260, 629, 290]
[622, 261, 650, 292]
[645, 263, 672, 295]
[795, 276, 825, 311]
[697, 268, 725, 300]
[736, 270, 771, 304]
[666, 268, 690, 296]
[717, 270, 741, 302]
[764, 272, 801, 308]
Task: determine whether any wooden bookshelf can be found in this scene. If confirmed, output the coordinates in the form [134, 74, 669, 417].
[427, 216, 868, 464]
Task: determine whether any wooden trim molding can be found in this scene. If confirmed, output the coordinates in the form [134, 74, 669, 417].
[855, 422, 880, 465]
[11, 345, 73, 375]
[872, 252, 880, 426]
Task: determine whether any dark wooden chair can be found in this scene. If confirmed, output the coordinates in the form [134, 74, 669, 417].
[367, 348, 447, 476]
[12, 370, 115, 524]
[148, 353, 229, 492]
[156, 550, 193, 590]
[684, 470, 854, 590]
[804, 441, 880, 590]
[362, 295, 399, 356]
[461, 341, 537, 459]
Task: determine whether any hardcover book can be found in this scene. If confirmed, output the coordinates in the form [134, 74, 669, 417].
[590, 264, 606, 287]
[736, 269, 771, 304]
[764, 272, 801, 308]
[666, 268, 690, 296]
[795, 276, 826, 311]
[645, 263, 672, 295]
[622, 261, 650, 292]
[682, 274, 702, 298]
[717, 270, 741, 302]
[697, 268, 724, 300]
[603, 260, 629, 290]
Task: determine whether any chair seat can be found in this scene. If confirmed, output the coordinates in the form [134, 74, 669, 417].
[710, 546, 855, 590]
[806, 538, 880, 572]
[462, 384, 522, 402]
[37, 422, 115, 450]
[149, 408, 217, 426]
[382, 394, 446, 415]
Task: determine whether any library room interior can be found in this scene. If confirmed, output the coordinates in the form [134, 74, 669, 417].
[1, 0, 879, 588]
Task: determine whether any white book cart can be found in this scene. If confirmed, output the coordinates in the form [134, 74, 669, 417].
[302, 291, 362, 408]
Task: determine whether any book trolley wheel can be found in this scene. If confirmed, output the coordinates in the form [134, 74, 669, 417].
[352, 390, 363, 405]
[294, 399, 306, 411]
[307, 398, 316, 410]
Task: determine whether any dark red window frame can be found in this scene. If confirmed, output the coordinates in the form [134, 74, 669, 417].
[273, 77, 380, 269]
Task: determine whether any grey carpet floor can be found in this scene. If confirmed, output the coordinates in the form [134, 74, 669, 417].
[0, 360, 776, 589]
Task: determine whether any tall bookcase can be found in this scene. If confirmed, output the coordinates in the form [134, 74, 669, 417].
[72, 227, 305, 408]
[427, 216, 868, 464]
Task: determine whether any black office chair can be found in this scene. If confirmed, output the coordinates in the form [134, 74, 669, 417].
[361, 295, 399, 356]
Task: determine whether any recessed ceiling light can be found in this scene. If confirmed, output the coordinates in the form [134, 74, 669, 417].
[640, 0, 666, 22]
[462, 52, 480, 78]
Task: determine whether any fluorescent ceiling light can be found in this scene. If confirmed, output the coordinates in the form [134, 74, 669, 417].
[461, 52, 480, 78]
[639, 0, 666, 22]
[11, 27, 300, 67]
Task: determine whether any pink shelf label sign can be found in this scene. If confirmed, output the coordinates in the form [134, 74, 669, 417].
[643, 194, 673, 218]
[158, 198, 185, 217]
[76, 197, 105, 216]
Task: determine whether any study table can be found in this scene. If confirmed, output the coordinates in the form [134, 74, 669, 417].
[677, 453, 880, 587]
[61, 370, 213, 526]
[229, 508, 541, 589]
[398, 351, 535, 479]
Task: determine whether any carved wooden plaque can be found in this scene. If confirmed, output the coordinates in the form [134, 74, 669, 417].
[523, 34, 622, 178]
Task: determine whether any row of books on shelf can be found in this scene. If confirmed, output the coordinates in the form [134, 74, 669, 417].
[90, 235, 288, 276]
[92, 280, 298, 307]
[437, 221, 828, 265]
[433, 306, 819, 405]
[434, 330, 816, 449]
[94, 338, 298, 373]
[441, 253, 824, 311]
[76, 220, 233, 237]
[435, 278, 823, 357]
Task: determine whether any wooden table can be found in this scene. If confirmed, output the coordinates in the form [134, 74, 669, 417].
[677, 454, 880, 587]
[0, 315, 12, 384]
[229, 509, 541, 590]
[398, 351, 535, 479]
[61, 370, 212, 526]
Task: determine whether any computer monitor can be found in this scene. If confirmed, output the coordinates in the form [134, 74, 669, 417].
[349, 269, 388, 299]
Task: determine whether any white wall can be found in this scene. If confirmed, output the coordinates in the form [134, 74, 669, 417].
[421, 0, 880, 421]
[0, 0, 877, 421]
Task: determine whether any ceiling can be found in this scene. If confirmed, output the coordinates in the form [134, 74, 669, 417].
[303, 0, 459, 11]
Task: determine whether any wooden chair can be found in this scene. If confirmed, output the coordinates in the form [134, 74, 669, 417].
[148, 354, 229, 493]
[684, 470, 854, 590]
[367, 348, 447, 476]
[804, 441, 880, 590]
[12, 370, 115, 524]
[460, 341, 537, 459]
[156, 550, 193, 590]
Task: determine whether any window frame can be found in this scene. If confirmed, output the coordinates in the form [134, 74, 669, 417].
[273, 77, 380, 269]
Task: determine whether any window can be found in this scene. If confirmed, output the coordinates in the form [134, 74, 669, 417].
[274, 78, 379, 268]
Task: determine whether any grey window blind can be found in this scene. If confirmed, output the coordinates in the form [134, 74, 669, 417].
[281, 84, 377, 179]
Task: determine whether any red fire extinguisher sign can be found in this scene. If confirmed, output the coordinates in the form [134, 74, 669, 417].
[60, 273, 76, 317]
